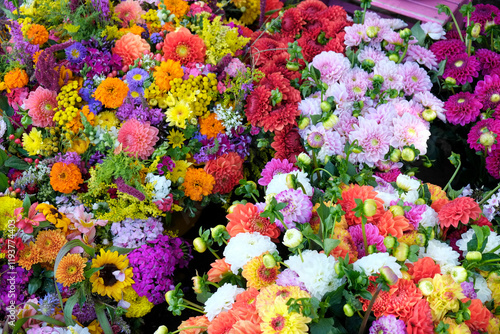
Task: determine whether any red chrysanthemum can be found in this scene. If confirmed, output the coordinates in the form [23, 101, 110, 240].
[405, 299, 434, 334]
[474, 74, 500, 110]
[429, 39, 466, 63]
[296, 0, 327, 22]
[271, 125, 304, 163]
[318, 5, 347, 21]
[321, 18, 350, 40]
[251, 38, 288, 67]
[264, 0, 283, 21]
[204, 152, 243, 194]
[260, 52, 301, 81]
[476, 49, 500, 76]
[337, 185, 385, 226]
[208, 311, 237, 334]
[486, 149, 500, 179]
[162, 27, 206, 65]
[117, 119, 159, 159]
[407, 257, 441, 284]
[444, 92, 483, 126]
[467, 119, 500, 152]
[297, 36, 323, 62]
[443, 53, 480, 85]
[279, 8, 304, 38]
[325, 33, 347, 55]
[302, 20, 323, 39]
[226, 202, 281, 240]
[438, 196, 482, 229]
[376, 210, 413, 238]
[463, 298, 492, 332]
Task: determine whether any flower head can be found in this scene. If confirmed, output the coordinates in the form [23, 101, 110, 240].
[23, 86, 57, 127]
[223, 232, 277, 274]
[443, 53, 480, 85]
[486, 149, 500, 179]
[112, 33, 150, 66]
[429, 39, 466, 62]
[369, 315, 406, 334]
[204, 152, 243, 194]
[153, 60, 184, 91]
[204, 283, 245, 321]
[93, 77, 129, 109]
[50, 162, 83, 194]
[56, 253, 87, 287]
[438, 196, 482, 229]
[117, 119, 159, 159]
[26, 24, 49, 45]
[90, 249, 134, 301]
[114, 0, 145, 27]
[65, 42, 87, 63]
[474, 74, 500, 110]
[242, 253, 280, 290]
[162, 28, 206, 65]
[36, 230, 67, 263]
[182, 168, 215, 201]
[226, 202, 281, 240]
[275, 188, 313, 229]
[445, 92, 483, 126]
[126, 68, 149, 89]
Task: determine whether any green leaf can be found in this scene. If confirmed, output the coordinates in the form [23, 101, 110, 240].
[63, 293, 80, 326]
[310, 318, 335, 334]
[95, 304, 114, 334]
[22, 194, 32, 214]
[106, 246, 136, 254]
[0, 172, 8, 192]
[13, 315, 65, 334]
[359, 290, 372, 300]
[3, 115, 14, 135]
[323, 238, 341, 256]
[411, 22, 427, 46]
[28, 278, 42, 294]
[5, 155, 29, 170]
[84, 266, 104, 279]
[0, 149, 7, 166]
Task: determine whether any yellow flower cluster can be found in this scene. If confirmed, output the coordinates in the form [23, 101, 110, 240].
[142, 9, 162, 33]
[231, 0, 261, 25]
[144, 82, 169, 108]
[0, 197, 22, 231]
[169, 73, 218, 118]
[123, 287, 154, 318]
[53, 80, 83, 126]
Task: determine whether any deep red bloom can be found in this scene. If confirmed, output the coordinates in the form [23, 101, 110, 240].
[271, 125, 304, 163]
[260, 52, 301, 81]
[296, 0, 327, 22]
[438, 196, 482, 229]
[251, 38, 288, 67]
[204, 152, 243, 194]
[279, 8, 304, 38]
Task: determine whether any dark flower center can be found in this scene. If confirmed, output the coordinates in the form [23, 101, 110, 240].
[100, 264, 119, 286]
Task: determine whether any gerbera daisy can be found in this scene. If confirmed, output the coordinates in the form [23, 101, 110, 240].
[474, 74, 500, 110]
[444, 92, 483, 126]
[165, 99, 192, 129]
[65, 42, 87, 63]
[443, 53, 480, 85]
[93, 77, 129, 109]
[26, 24, 49, 45]
[260, 297, 311, 334]
[153, 60, 184, 91]
[50, 162, 84, 194]
[23, 86, 57, 127]
[167, 129, 185, 149]
[36, 230, 67, 263]
[17, 242, 41, 270]
[242, 253, 280, 290]
[55, 253, 87, 287]
[182, 168, 215, 201]
[117, 119, 159, 159]
[337, 184, 385, 226]
[199, 113, 225, 139]
[90, 249, 134, 301]
[162, 27, 206, 65]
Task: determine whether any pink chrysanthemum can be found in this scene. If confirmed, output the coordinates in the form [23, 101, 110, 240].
[474, 74, 500, 110]
[23, 86, 57, 127]
[373, 60, 404, 91]
[390, 113, 430, 155]
[444, 92, 483, 126]
[443, 53, 480, 85]
[114, 0, 145, 27]
[348, 223, 386, 258]
[470, 4, 500, 33]
[275, 188, 313, 230]
[311, 51, 350, 85]
[358, 46, 388, 63]
[429, 39, 466, 63]
[475, 49, 500, 76]
[414, 91, 446, 121]
[298, 96, 322, 118]
[303, 123, 344, 162]
[486, 149, 500, 179]
[334, 111, 358, 138]
[341, 67, 371, 100]
[344, 24, 366, 47]
[406, 44, 438, 70]
[401, 61, 432, 96]
[117, 119, 159, 159]
[467, 119, 500, 152]
[259, 158, 298, 186]
[348, 117, 391, 167]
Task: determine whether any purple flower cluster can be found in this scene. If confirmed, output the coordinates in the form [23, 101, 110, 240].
[0, 265, 31, 317]
[150, 33, 163, 45]
[80, 80, 103, 114]
[72, 300, 97, 324]
[55, 151, 85, 172]
[369, 315, 406, 334]
[193, 130, 251, 163]
[110, 217, 164, 248]
[116, 100, 164, 125]
[276, 269, 308, 291]
[157, 156, 175, 175]
[128, 235, 192, 304]
[404, 202, 426, 229]
[8, 21, 39, 63]
[68, 48, 122, 78]
[89, 150, 106, 166]
[461, 281, 478, 300]
[91, 0, 110, 20]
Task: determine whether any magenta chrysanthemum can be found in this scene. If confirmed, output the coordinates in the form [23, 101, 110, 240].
[23, 86, 57, 127]
[311, 51, 350, 85]
[470, 4, 500, 33]
[475, 49, 500, 76]
[486, 149, 500, 179]
[474, 74, 500, 110]
[442, 53, 480, 85]
[259, 158, 298, 186]
[275, 188, 313, 230]
[429, 39, 466, 63]
[118, 119, 159, 159]
[401, 61, 432, 96]
[444, 92, 483, 126]
[348, 223, 386, 258]
[348, 117, 391, 167]
[467, 119, 500, 152]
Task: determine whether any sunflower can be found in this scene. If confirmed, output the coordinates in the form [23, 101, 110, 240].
[55, 253, 87, 287]
[167, 129, 186, 148]
[50, 162, 83, 194]
[182, 168, 215, 201]
[90, 249, 134, 301]
[93, 77, 129, 109]
[18, 242, 42, 270]
[35, 230, 67, 263]
[199, 113, 225, 139]
[153, 59, 184, 91]
[170, 160, 192, 182]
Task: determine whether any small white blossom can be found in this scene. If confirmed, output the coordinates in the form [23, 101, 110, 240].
[353, 252, 402, 278]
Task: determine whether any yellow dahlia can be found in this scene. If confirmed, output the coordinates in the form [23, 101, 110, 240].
[260, 297, 311, 334]
[427, 274, 465, 322]
[90, 249, 134, 301]
[242, 253, 279, 290]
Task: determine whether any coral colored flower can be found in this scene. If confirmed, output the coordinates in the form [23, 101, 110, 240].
[112, 33, 150, 66]
[12, 202, 45, 234]
[208, 311, 237, 334]
[3, 68, 29, 91]
[182, 168, 215, 201]
[26, 24, 49, 45]
[207, 258, 232, 283]
[407, 257, 441, 284]
[55, 253, 87, 287]
[153, 59, 184, 91]
[178, 315, 210, 334]
[36, 230, 67, 263]
[405, 299, 434, 334]
[50, 162, 83, 194]
[226, 202, 281, 240]
[162, 27, 206, 65]
[376, 210, 413, 238]
[117, 119, 159, 159]
[337, 184, 385, 226]
[93, 77, 129, 109]
[438, 197, 482, 229]
[114, 0, 145, 27]
[463, 298, 491, 331]
[204, 152, 243, 194]
[23, 86, 57, 127]
[199, 113, 225, 139]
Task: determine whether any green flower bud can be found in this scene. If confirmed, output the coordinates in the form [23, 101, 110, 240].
[361, 59, 375, 70]
[379, 266, 399, 285]
[383, 235, 396, 249]
[286, 62, 300, 71]
[165, 290, 175, 305]
[445, 77, 457, 85]
[297, 152, 311, 166]
[211, 225, 227, 239]
[372, 74, 384, 84]
[466, 251, 482, 262]
[401, 147, 416, 162]
[343, 304, 355, 317]
[192, 275, 203, 294]
[320, 101, 332, 113]
[335, 261, 344, 276]
[399, 28, 412, 39]
[298, 116, 310, 130]
[352, 147, 362, 154]
[367, 244, 377, 254]
[415, 233, 427, 247]
[363, 199, 378, 217]
[283, 229, 303, 248]
[450, 266, 468, 283]
[366, 26, 380, 38]
[418, 279, 434, 296]
[491, 93, 500, 103]
[479, 132, 495, 148]
[323, 114, 339, 129]
[390, 149, 401, 162]
[286, 173, 297, 189]
[394, 242, 409, 262]
[471, 23, 481, 38]
[388, 54, 400, 62]
[263, 253, 277, 268]
[193, 237, 207, 253]
[389, 205, 405, 217]
[422, 109, 437, 122]
[154, 325, 169, 334]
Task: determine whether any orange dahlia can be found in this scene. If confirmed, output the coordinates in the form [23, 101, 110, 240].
[26, 24, 49, 45]
[36, 230, 67, 263]
[406, 257, 441, 284]
[199, 113, 225, 139]
[178, 315, 210, 334]
[112, 33, 150, 66]
[55, 253, 87, 287]
[163, 0, 190, 18]
[17, 242, 41, 270]
[207, 258, 232, 283]
[50, 162, 84, 194]
[208, 311, 237, 334]
[226, 202, 280, 240]
[162, 27, 206, 65]
[337, 184, 385, 226]
[182, 168, 215, 201]
[93, 77, 129, 109]
[376, 210, 413, 238]
[3, 68, 29, 90]
[204, 152, 243, 194]
[405, 299, 434, 334]
[153, 59, 184, 91]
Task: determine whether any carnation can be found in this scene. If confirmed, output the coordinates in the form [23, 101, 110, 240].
[353, 253, 402, 278]
[419, 239, 460, 274]
[223, 232, 277, 274]
[204, 283, 245, 321]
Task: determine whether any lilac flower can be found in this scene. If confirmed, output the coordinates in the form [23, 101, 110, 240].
[369, 315, 406, 334]
[91, 0, 110, 19]
[111, 217, 164, 248]
[126, 68, 149, 89]
[89, 151, 106, 165]
[461, 281, 477, 299]
[65, 42, 87, 63]
[276, 269, 308, 291]
[116, 100, 164, 125]
[404, 203, 426, 229]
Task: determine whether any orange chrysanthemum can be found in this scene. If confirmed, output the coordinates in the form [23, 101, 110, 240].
[162, 27, 206, 65]
[178, 315, 210, 334]
[463, 298, 492, 331]
[406, 257, 441, 284]
[199, 113, 225, 139]
[226, 202, 281, 240]
[153, 59, 184, 91]
[438, 196, 482, 229]
[242, 253, 280, 290]
[17, 242, 41, 270]
[163, 0, 190, 18]
[26, 24, 49, 45]
[376, 210, 413, 238]
[182, 168, 215, 201]
[33, 50, 43, 64]
[337, 184, 385, 226]
[207, 258, 232, 283]
[50, 162, 83, 194]
[36, 230, 67, 263]
[3, 68, 29, 90]
[56, 253, 87, 287]
[93, 77, 129, 109]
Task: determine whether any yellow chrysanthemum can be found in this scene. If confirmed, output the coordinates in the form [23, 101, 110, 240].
[36, 203, 72, 233]
[0, 197, 22, 231]
[96, 111, 120, 129]
[260, 297, 311, 334]
[167, 129, 186, 149]
[22, 128, 43, 156]
[242, 253, 279, 290]
[256, 284, 311, 316]
[90, 249, 134, 301]
[123, 286, 154, 318]
[55, 253, 87, 287]
[170, 160, 192, 182]
[165, 99, 192, 129]
[442, 317, 471, 334]
[427, 274, 465, 322]
[35, 230, 67, 263]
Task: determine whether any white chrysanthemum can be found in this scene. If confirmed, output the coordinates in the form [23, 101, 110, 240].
[419, 239, 460, 274]
[266, 171, 313, 197]
[353, 253, 402, 278]
[204, 283, 245, 321]
[401, 190, 419, 203]
[456, 229, 500, 256]
[419, 206, 438, 228]
[471, 274, 492, 303]
[396, 174, 421, 192]
[284, 250, 343, 300]
[223, 232, 277, 274]
[146, 173, 172, 201]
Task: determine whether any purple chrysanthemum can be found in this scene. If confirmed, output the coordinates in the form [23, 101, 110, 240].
[369, 315, 407, 334]
[0, 265, 31, 317]
[476, 49, 500, 76]
[349, 117, 391, 167]
[276, 269, 308, 291]
[429, 39, 466, 63]
[348, 223, 386, 258]
[443, 53, 480, 85]
[126, 68, 149, 89]
[259, 158, 297, 186]
[444, 92, 483, 126]
[401, 61, 432, 96]
[461, 281, 478, 300]
[467, 119, 500, 152]
[404, 202, 426, 229]
[474, 74, 500, 110]
[65, 42, 87, 63]
[470, 4, 500, 33]
[486, 149, 500, 179]
[275, 188, 313, 230]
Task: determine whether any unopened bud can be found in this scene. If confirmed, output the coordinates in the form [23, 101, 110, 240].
[352, 147, 362, 154]
[297, 152, 311, 166]
[154, 326, 169, 334]
[366, 26, 379, 38]
[227, 204, 238, 214]
[165, 290, 175, 305]
[362, 59, 375, 70]
[193, 237, 207, 253]
[372, 74, 384, 84]
[286, 174, 297, 189]
[418, 279, 434, 296]
[335, 261, 344, 276]
[445, 77, 456, 85]
[379, 266, 399, 285]
[399, 28, 412, 39]
[192, 276, 203, 294]
[480, 132, 495, 148]
[389, 205, 405, 217]
[383, 235, 396, 249]
[390, 149, 401, 162]
[401, 147, 415, 162]
[401, 270, 412, 280]
[363, 199, 378, 217]
[283, 229, 303, 248]
[320, 101, 332, 113]
[323, 114, 339, 129]
[415, 233, 427, 247]
[422, 109, 437, 122]
[394, 242, 409, 262]
[388, 54, 400, 62]
[298, 117, 310, 129]
[451, 266, 468, 283]
[343, 304, 355, 317]
[466, 251, 482, 262]
[471, 23, 481, 38]
[367, 244, 377, 254]
[491, 93, 500, 103]
[415, 198, 426, 205]
[307, 131, 325, 148]
[211, 225, 227, 239]
[263, 253, 277, 268]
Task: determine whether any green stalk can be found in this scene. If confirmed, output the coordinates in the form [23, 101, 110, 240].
[450, 11, 464, 42]
[443, 159, 461, 192]
[361, 216, 369, 257]
[478, 182, 500, 206]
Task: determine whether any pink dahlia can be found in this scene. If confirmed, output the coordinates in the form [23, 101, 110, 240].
[204, 152, 243, 194]
[348, 117, 391, 167]
[429, 39, 466, 63]
[401, 61, 432, 96]
[406, 44, 438, 70]
[112, 33, 150, 66]
[444, 92, 483, 126]
[259, 158, 297, 186]
[117, 119, 159, 159]
[442, 53, 480, 85]
[467, 119, 500, 152]
[390, 113, 430, 155]
[23, 86, 57, 127]
[475, 49, 500, 76]
[470, 4, 500, 33]
[311, 51, 350, 85]
[438, 197, 482, 229]
[486, 149, 500, 179]
[275, 188, 312, 230]
[474, 74, 500, 110]
[114, 0, 145, 27]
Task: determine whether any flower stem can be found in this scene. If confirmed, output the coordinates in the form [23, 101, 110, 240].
[451, 12, 464, 42]
[361, 216, 369, 257]
[359, 284, 382, 334]
[183, 299, 205, 311]
[208, 247, 221, 260]
[478, 183, 500, 206]
[443, 159, 461, 192]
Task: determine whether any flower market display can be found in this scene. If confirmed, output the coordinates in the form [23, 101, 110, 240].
[0, 0, 500, 333]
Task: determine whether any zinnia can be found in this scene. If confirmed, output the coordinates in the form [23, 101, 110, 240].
[23, 86, 57, 127]
[112, 33, 150, 66]
[93, 77, 129, 109]
[162, 27, 206, 65]
[26, 24, 49, 45]
[50, 162, 83, 194]
[117, 119, 159, 159]
[438, 196, 482, 229]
